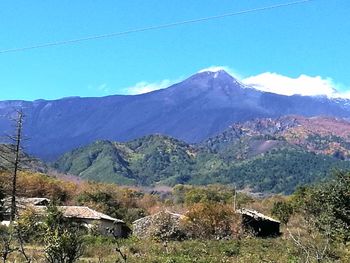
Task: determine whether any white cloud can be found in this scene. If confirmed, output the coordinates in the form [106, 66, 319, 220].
[242, 72, 348, 98]
[123, 79, 174, 95]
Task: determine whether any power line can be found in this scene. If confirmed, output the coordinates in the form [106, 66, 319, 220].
[0, 0, 314, 54]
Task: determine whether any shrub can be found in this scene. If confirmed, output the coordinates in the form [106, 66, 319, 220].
[271, 201, 293, 225]
[183, 203, 239, 239]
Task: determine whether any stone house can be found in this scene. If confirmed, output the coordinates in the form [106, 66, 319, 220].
[62, 206, 130, 237]
[1, 197, 130, 237]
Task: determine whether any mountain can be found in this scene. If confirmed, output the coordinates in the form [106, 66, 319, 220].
[54, 116, 350, 194]
[2, 70, 350, 160]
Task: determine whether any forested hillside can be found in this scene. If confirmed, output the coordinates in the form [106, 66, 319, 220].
[54, 116, 350, 193]
[54, 135, 196, 186]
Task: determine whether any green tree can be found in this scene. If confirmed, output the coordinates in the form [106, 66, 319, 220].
[43, 205, 84, 263]
[44, 228, 84, 263]
[302, 171, 350, 244]
[271, 201, 293, 225]
[184, 185, 234, 205]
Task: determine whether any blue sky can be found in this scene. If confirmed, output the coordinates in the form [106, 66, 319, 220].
[0, 0, 349, 100]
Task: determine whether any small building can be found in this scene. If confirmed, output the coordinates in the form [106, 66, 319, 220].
[237, 208, 280, 237]
[54, 206, 130, 237]
[1, 197, 130, 237]
[132, 210, 185, 240]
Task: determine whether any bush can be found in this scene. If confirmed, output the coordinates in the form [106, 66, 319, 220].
[271, 201, 293, 225]
[183, 203, 239, 239]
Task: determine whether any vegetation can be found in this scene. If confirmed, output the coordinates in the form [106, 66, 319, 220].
[271, 200, 293, 225]
[0, 169, 350, 262]
[43, 205, 85, 263]
[295, 171, 350, 244]
[54, 136, 196, 186]
[54, 133, 350, 194]
[184, 202, 238, 239]
[213, 148, 350, 194]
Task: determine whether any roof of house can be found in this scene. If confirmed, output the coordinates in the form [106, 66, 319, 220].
[34, 206, 124, 223]
[236, 208, 280, 223]
[1, 197, 124, 224]
[61, 206, 124, 223]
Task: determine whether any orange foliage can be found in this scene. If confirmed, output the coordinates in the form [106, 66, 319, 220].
[0, 171, 77, 203]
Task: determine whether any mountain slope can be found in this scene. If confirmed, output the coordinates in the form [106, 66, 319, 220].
[54, 135, 197, 185]
[53, 140, 134, 184]
[2, 70, 350, 160]
[54, 117, 350, 193]
[203, 115, 350, 159]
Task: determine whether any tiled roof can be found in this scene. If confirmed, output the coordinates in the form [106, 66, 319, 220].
[34, 206, 124, 223]
[1, 197, 124, 223]
[60, 206, 124, 223]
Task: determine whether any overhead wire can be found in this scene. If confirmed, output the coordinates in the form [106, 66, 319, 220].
[0, 0, 314, 54]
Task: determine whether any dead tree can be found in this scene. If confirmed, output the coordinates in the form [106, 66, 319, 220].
[0, 110, 35, 262]
[9, 110, 24, 222]
[0, 110, 38, 263]
[0, 109, 25, 222]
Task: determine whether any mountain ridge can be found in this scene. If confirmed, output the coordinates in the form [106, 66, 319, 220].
[2, 70, 350, 160]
